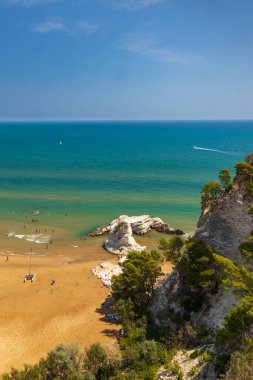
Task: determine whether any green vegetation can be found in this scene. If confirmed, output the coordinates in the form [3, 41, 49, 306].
[2, 343, 121, 380]
[3, 154, 253, 380]
[225, 338, 253, 380]
[214, 244, 253, 374]
[158, 236, 185, 265]
[219, 168, 232, 190]
[112, 250, 163, 318]
[234, 161, 253, 196]
[177, 240, 219, 290]
[201, 181, 221, 209]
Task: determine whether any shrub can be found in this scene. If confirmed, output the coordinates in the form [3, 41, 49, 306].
[225, 339, 253, 380]
[158, 237, 185, 265]
[219, 169, 232, 190]
[85, 343, 121, 378]
[201, 182, 221, 210]
[44, 343, 85, 380]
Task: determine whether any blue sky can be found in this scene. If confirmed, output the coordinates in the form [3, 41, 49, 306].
[0, 0, 253, 120]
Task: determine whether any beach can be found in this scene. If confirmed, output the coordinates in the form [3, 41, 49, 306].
[0, 230, 172, 374]
[0, 120, 252, 373]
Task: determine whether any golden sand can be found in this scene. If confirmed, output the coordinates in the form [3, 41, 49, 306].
[0, 229, 171, 374]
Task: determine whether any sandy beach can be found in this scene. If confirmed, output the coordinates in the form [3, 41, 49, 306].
[0, 228, 172, 374]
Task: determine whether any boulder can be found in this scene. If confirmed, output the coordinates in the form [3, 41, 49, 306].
[104, 220, 146, 255]
[89, 215, 185, 237]
[92, 261, 123, 288]
[194, 186, 252, 263]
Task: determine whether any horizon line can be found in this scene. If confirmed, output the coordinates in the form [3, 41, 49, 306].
[0, 118, 253, 123]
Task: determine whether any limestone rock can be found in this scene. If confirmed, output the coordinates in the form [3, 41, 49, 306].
[194, 186, 252, 263]
[88, 225, 110, 237]
[156, 348, 216, 380]
[92, 261, 123, 288]
[104, 220, 146, 255]
[89, 214, 185, 237]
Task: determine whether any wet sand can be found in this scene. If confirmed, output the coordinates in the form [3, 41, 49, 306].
[0, 227, 172, 374]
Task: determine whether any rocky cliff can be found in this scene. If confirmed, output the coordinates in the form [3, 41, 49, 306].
[194, 184, 252, 263]
[151, 154, 253, 331]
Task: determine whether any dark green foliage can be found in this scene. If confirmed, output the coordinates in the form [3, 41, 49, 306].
[174, 240, 220, 313]
[2, 364, 48, 380]
[245, 152, 253, 165]
[44, 343, 85, 379]
[239, 241, 253, 262]
[112, 250, 163, 317]
[177, 241, 219, 290]
[219, 169, 232, 190]
[234, 161, 253, 196]
[216, 302, 253, 352]
[235, 161, 253, 180]
[85, 343, 121, 379]
[158, 237, 185, 265]
[2, 343, 121, 380]
[248, 204, 253, 215]
[200, 182, 221, 209]
[225, 338, 253, 380]
[214, 252, 253, 375]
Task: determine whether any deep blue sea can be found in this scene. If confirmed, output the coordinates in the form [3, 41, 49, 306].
[0, 120, 252, 236]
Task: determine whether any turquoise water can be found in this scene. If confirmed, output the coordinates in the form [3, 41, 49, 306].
[0, 120, 252, 235]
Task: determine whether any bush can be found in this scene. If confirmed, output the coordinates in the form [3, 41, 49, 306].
[225, 339, 253, 380]
[219, 169, 232, 190]
[158, 237, 185, 265]
[201, 181, 221, 210]
[85, 343, 121, 379]
[177, 240, 219, 290]
[44, 343, 85, 379]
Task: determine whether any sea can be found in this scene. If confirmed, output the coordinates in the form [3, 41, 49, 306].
[0, 120, 252, 244]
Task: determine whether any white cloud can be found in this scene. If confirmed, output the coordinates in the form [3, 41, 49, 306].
[66, 20, 100, 37]
[119, 34, 201, 64]
[113, 0, 165, 10]
[31, 17, 100, 37]
[1, 0, 56, 6]
[32, 17, 64, 32]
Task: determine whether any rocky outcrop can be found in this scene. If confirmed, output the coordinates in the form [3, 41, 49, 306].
[92, 261, 123, 288]
[89, 215, 184, 237]
[194, 185, 252, 263]
[151, 170, 253, 331]
[104, 220, 146, 255]
[157, 348, 216, 380]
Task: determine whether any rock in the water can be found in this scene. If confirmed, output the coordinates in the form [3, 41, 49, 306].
[89, 214, 184, 237]
[104, 220, 146, 255]
[88, 225, 110, 237]
[92, 261, 123, 288]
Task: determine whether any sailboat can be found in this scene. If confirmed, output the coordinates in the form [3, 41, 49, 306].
[23, 252, 36, 282]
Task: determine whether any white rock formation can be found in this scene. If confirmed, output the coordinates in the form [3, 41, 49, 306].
[92, 261, 123, 288]
[104, 219, 146, 255]
[89, 215, 184, 237]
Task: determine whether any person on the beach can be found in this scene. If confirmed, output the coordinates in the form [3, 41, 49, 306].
[5, 255, 8, 262]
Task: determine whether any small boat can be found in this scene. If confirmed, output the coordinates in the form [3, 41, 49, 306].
[59, 141, 63, 145]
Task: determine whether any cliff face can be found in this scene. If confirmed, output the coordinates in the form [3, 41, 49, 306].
[194, 184, 253, 263]
[151, 167, 253, 329]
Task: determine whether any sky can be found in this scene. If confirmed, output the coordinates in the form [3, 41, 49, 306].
[0, 0, 253, 121]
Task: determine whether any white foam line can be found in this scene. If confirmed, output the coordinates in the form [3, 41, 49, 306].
[193, 146, 240, 156]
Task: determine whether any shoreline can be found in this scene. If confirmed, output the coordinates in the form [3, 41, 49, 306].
[0, 228, 174, 374]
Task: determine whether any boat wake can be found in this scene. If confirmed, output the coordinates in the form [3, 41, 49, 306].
[193, 146, 240, 156]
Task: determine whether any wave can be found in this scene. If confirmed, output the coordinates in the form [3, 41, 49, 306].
[193, 146, 240, 156]
[9, 233, 51, 244]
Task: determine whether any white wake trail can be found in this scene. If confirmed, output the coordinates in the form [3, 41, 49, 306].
[193, 146, 240, 156]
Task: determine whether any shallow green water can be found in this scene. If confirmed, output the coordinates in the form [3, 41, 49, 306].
[0, 120, 252, 237]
